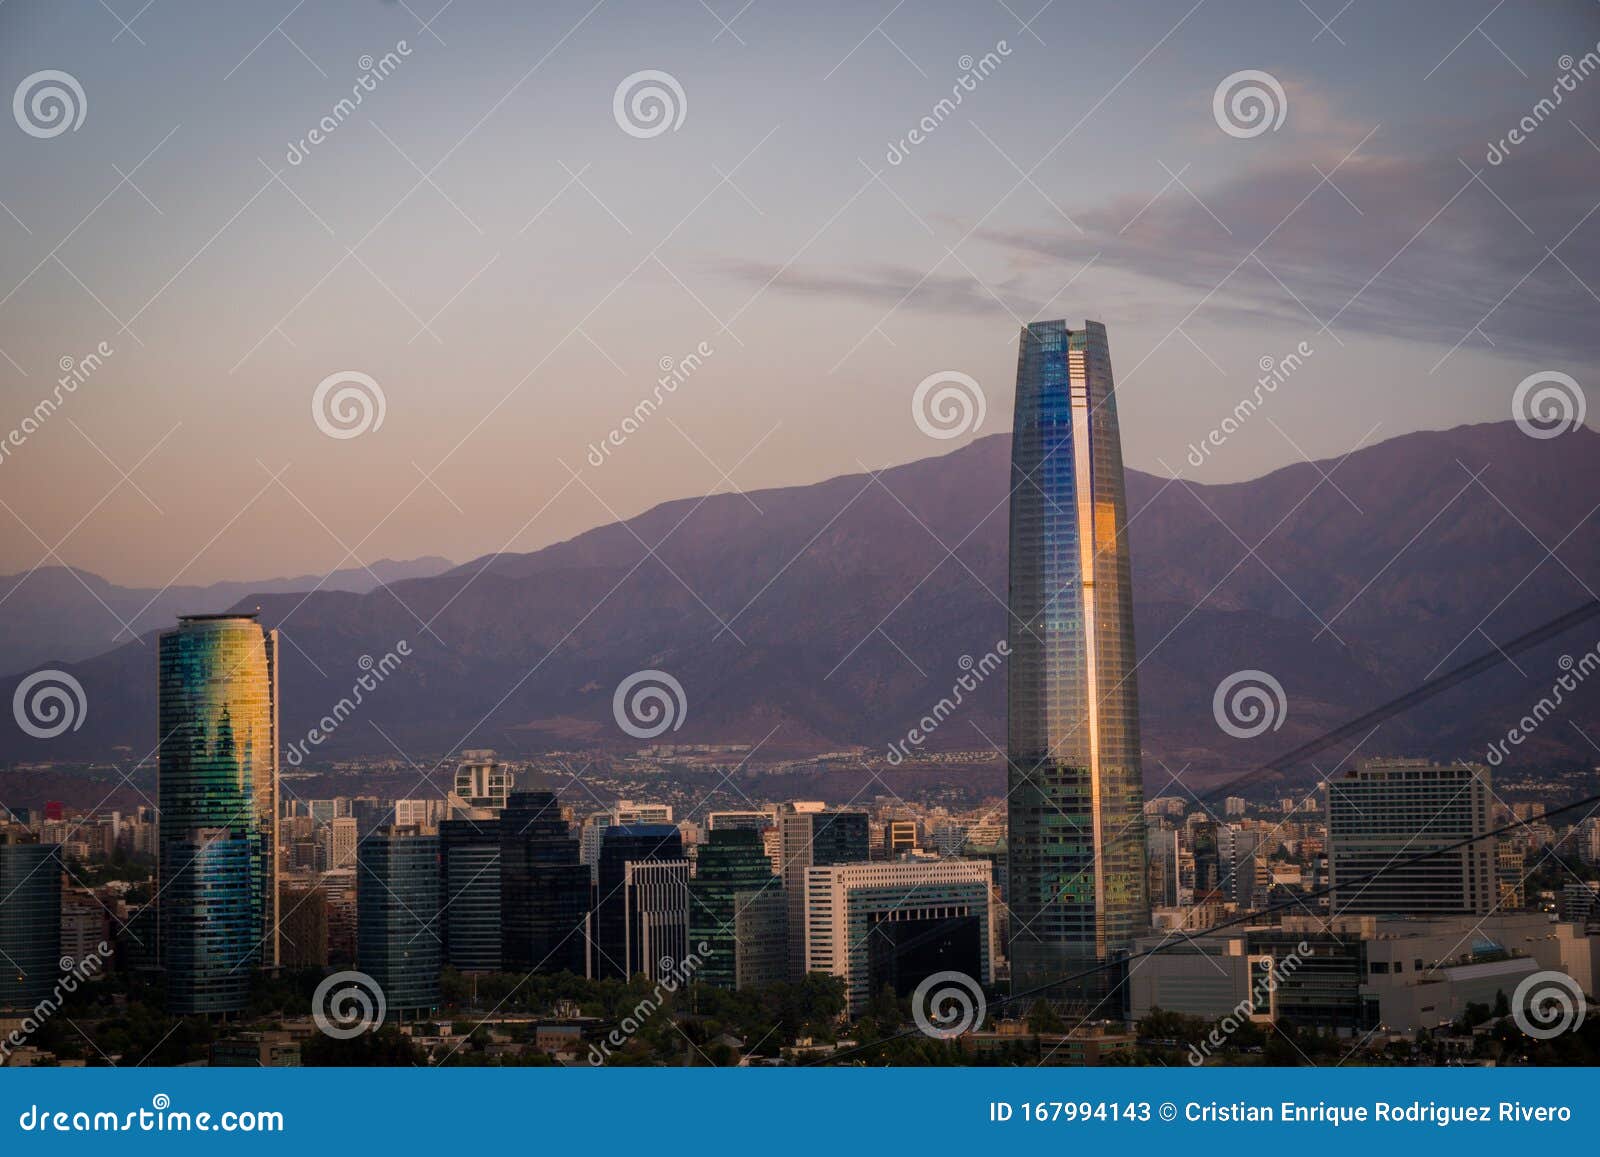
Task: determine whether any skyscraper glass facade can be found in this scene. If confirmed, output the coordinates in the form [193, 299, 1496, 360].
[595, 824, 685, 981]
[163, 828, 255, 1013]
[0, 835, 62, 1012]
[500, 791, 591, 975]
[689, 827, 776, 989]
[157, 614, 279, 1014]
[357, 826, 442, 1019]
[439, 819, 502, 972]
[1006, 319, 1148, 992]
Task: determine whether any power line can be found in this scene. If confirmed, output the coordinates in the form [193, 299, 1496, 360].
[1199, 597, 1600, 803]
[816, 788, 1600, 1064]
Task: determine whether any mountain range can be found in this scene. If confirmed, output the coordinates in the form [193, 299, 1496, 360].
[3, 421, 1597, 791]
[0, 557, 455, 676]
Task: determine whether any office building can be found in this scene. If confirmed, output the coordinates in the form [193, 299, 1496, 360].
[883, 820, 919, 857]
[1218, 825, 1262, 909]
[439, 818, 502, 972]
[278, 881, 329, 969]
[0, 833, 62, 1012]
[779, 806, 870, 978]
[162, 828, 257, 1013]
[500, 791, 591, 975]
[594, 824, 687, 981]
[1005, 320, 1148, 992]
[689, 828, 777, 988]
[804, 858, 994, 1015]
[321, 815, 357, 872]
[1328, 759, 1495, 915]
[357, 826, 441, 1020]
[733, 889, 789, 990]
[157, 613, 279, 1013]
[1147, 827, 1180, 909]
[451, 750, 514, 812]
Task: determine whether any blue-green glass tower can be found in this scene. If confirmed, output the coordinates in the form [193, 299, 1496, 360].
[157, 613, 279, 1014]
[1006, 320, 1148, 994]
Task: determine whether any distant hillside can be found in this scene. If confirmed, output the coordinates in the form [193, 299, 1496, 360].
[0, 557, 455, 675]
[2, 423, 1597, 791]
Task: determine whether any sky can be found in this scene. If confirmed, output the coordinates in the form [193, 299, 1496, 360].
[1, 0, 1598, 586]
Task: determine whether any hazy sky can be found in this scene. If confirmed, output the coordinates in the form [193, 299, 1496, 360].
[1, 0, 1598, 586]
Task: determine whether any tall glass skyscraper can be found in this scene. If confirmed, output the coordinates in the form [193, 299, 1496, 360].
[500, 791, 591, 976]
[157, 613, 279, 1013]
[357, 825, 442, 1020]
[1006, 320, 1148, 993]
[0, 832, 62, 1012]
[689, 827, 776, 989]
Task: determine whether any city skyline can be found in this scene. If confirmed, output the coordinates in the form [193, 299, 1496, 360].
[2, 0, 1599, 1086]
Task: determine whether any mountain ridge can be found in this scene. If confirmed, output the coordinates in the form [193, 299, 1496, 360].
[3, 421, 1597, 787]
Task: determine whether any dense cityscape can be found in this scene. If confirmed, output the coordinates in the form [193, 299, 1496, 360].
[4, 322, 1596, 1068]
